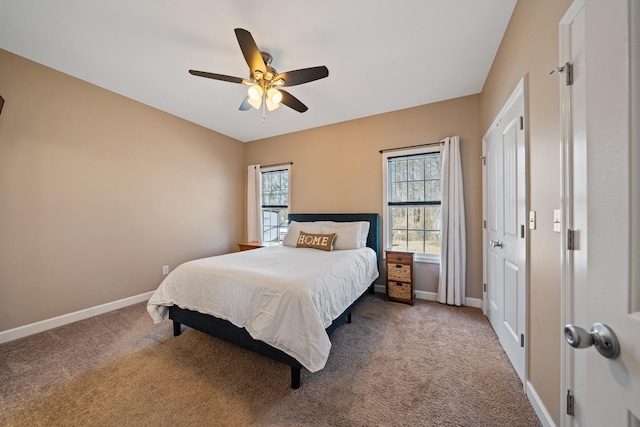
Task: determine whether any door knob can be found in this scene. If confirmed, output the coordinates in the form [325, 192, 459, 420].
[564, 323, 620, 359]
[489, 240, 503, 248]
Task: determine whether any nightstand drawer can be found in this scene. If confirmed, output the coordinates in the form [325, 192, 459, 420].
[387, 252, 413, 264]
[388, 281, 412, 300]
[388, 264, 412, 282]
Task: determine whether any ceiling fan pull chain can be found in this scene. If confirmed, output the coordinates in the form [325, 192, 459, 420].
[262, 94, 266, 123]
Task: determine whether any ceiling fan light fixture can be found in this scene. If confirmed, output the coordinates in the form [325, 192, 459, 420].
[267, 88, 283, 105]
[248, 84, 263, 101]
[247, 95, 262, 109]
[266, 97, 280, 111]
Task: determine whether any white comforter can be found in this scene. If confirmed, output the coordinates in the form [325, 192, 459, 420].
[147, 245, 379, 372]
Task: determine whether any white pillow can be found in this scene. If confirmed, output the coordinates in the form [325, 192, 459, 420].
[358, 221, 370, 248]
[320, 221, 370, 250]
[283, 221, 324, 247]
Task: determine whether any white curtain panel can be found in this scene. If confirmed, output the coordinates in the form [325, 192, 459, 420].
[247, 165, 262, 242]
[437, 136, 466, 306]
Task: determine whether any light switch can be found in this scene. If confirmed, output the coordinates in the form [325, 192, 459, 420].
[528, 211, 536, 230]
[553, 209, 562, 233]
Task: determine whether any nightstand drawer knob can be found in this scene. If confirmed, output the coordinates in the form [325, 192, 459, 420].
[395, 264, 402, 268]
[395, 282, 403, 286]
[395, 257, 402, 261]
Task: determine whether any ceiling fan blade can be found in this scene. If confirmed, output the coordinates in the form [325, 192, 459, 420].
[239, 96, 251, 111]
[275, 66, 329, 87]
[189, 70, 244, 84]
[280, 90, 308, 113]
[234, 28, 266, 75]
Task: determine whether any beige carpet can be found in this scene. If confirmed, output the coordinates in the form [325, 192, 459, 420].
[0, 295, 541, 426]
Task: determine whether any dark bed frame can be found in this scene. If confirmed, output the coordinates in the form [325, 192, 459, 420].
[168, 213, 380, 389]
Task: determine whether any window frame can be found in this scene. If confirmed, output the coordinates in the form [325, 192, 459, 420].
[382, 146, 442, 264]
[260, 164, 291, 245]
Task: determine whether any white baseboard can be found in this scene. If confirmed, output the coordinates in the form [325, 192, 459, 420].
[526, 380, 556, 427]
[373, 284, 482, 308]
[0, 291, 154, 344]
[463, 296, 483, 309]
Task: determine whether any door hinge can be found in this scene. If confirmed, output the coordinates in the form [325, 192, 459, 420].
[551, 62, 573, 86]
[519, 116, 524, 130]
[565, 63, 573, 85]
[520, 224, 525, 238]
[520, 333, 525, 347]
[567, 229, 575, 251]
[480, 156, 486, 166]
[566, 389, 575, 416]
[483, 220, 487, 229]
[483, 283, 487, 292]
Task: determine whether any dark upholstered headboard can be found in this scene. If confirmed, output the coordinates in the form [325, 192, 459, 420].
[287, 213, 380, 258]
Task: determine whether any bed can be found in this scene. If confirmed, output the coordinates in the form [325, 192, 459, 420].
[147, 213, 380, 388]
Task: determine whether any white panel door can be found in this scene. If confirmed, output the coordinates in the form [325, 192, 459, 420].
[560, 0, 640, 425]
[483, 79, 528, 383]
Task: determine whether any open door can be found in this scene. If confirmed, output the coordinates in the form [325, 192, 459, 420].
[560, 0, 640, 425]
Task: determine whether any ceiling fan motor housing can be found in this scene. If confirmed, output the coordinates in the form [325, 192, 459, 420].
[250, 52, 278, 85]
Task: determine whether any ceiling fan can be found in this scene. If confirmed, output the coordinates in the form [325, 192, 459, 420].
[189, 28, 329, 117]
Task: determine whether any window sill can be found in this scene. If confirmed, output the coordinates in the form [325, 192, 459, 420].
[414, 255, 441, 265]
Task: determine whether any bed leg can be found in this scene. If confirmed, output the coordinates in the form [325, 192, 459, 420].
[172, 320, 182, 336]
[347, 313, 352, 324]
[369, 284, 375, 294]
[291, 366, 301, 389]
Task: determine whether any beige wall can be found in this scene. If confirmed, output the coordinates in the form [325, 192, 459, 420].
[0, 50, 244, 331]
[480, 0, 572, 424]
[245, 95, 483, 299]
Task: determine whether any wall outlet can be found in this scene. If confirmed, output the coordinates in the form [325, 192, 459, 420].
[162, 265, 169, 275]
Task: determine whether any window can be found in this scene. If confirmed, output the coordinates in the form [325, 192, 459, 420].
[261, 165, 290, 244]
[383, 146, 442, 262]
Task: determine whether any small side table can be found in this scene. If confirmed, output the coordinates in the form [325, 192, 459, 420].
[385, 249, 415, 305]
[238, 241, 265, 251]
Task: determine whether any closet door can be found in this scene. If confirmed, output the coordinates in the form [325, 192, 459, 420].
[484, 79, 527, 383]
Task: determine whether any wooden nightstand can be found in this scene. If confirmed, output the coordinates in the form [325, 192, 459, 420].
[385, 249, 415, 305]
[237, 241, 264, 251]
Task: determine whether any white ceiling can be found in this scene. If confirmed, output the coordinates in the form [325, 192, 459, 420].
[0, 0, 516, 142]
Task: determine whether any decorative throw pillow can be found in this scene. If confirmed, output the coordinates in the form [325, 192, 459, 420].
[296, 231, 336, 251]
